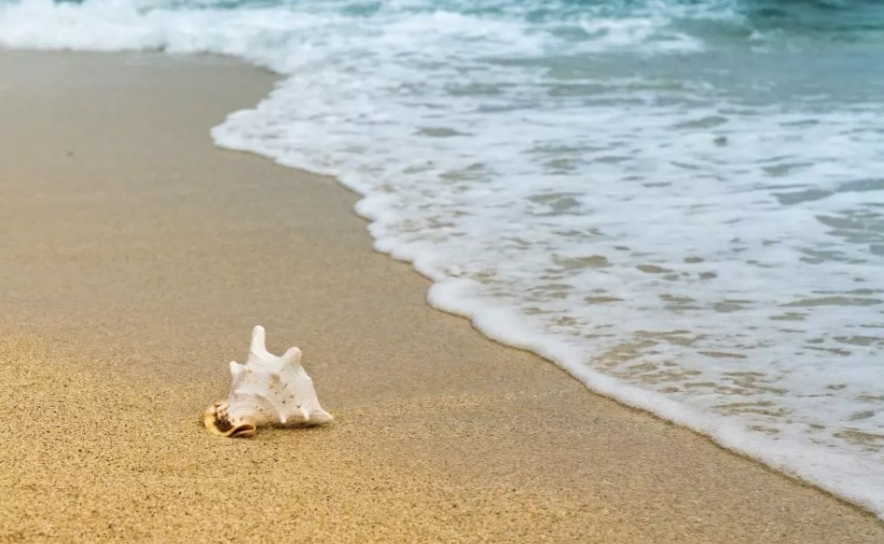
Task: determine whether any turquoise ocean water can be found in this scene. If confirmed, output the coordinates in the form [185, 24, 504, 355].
[1, 0, 883, 516]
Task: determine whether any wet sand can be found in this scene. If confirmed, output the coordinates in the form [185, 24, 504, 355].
[0, 49, 881, 543]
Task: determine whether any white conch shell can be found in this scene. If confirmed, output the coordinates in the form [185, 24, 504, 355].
[204, 325, 333, 437]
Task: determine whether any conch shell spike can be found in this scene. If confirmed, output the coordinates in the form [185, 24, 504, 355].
[204, 325, 333, 437]
[247, 325, 270, 364]
[282, 346, 301, 366]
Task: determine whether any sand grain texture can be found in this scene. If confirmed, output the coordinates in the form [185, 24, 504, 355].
[0, 50, 882, 543]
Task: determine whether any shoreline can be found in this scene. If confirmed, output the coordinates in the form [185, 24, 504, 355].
[1, 49, 882, 542]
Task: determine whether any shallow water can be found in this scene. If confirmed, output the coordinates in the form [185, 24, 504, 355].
[2, 0, 883, 516]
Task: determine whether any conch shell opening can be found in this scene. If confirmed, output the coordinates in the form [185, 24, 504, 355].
[204, 402, 257, 438]
[204, 325, 333, 438]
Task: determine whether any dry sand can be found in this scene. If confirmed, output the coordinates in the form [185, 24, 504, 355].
[0, 49, 881, 543]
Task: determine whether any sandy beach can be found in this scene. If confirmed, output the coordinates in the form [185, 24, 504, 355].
[0, 49, 882, 543]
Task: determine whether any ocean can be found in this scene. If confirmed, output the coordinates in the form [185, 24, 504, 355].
[1, 0, 883, 517]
